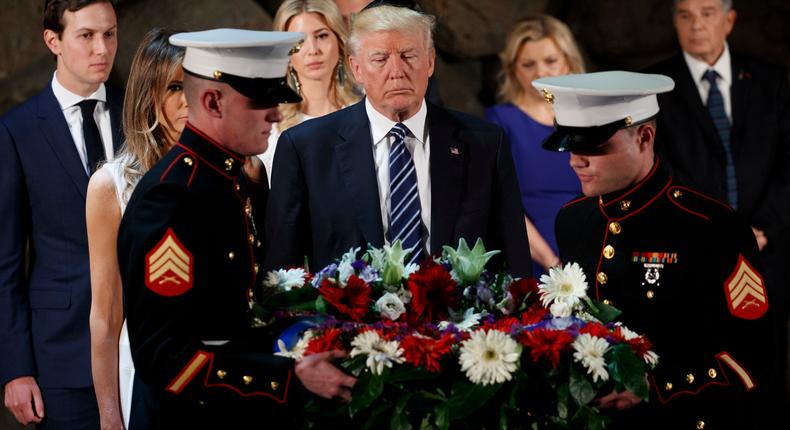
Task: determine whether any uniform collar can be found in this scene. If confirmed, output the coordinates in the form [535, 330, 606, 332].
[177, 123, 245, 179]
[598, 159, 672, 220]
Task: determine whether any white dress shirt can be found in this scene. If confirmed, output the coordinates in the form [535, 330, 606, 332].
[683, 43, 733, 122]
[367, 98, 431, 250]
[51, 72, 114, 174]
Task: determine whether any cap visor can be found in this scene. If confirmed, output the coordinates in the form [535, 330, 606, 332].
[542, 121, 624, 153]
[222, 74, 302, 105]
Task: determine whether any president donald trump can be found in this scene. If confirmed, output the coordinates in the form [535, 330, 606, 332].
[265, 4, 531, 277]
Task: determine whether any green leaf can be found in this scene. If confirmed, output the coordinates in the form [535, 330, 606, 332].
[362, 401, 394, 430]
[571, 405, 609, 430]
[349, 370, 385, 416]
[387, 366, 438, 384]
[390, 393, 413, 430]
[315, 295, 327, 314]
[569, 364, 596, 406]
[607, 344, 649, 399]
[433, 404, 449, 430]
[582, 297, 621, 323]
[446, 380, 502, 419]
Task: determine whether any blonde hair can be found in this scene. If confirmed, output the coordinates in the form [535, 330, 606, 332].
[348, 4, 435, 56]
[116, 28, 184, 203]
[497, 15, 584, 103]
[274, 0, 359, 132]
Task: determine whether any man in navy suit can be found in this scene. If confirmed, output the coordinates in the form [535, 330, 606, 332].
[644, 0, 790, 424]
[265, 4, 531, 277]
[0, 1, 121, 428]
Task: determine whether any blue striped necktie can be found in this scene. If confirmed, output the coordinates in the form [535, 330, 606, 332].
[703, 69, 738, 209]
[387, 123, 424, 265]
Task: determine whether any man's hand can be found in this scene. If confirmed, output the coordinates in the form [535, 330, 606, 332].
[594, 388, 642, 410]
[3, 376, 44, 425]
[752, 227, 768, 251]
[295, 350, 357, 402]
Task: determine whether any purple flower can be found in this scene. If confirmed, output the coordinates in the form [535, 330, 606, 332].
[311, 263, 338, 288]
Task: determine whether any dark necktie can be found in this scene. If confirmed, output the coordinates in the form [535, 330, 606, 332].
[387, 123, 424, 265]
[703, 69, 737, 209]
[78, 99, 105, 175]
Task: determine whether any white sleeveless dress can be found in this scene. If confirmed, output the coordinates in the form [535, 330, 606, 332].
[99, 160, 136, 429]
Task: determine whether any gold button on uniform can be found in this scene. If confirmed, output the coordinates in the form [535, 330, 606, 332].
[603, 245, 615, 259]
[254, 263, 259, 274]
[228, 251, 235, 261]
[696, 421, 705, 429]
[602, 299, 613, 306]
[608, 221, 622, 235]
[597, 272, 608, 284]
[216, 370, 227, 379]
[665, 382, 673, 391]
[620, 200, 631, 211]
[183, 156, 193, 166]
[243, 375, 253, 385]
[270, 381, 280, 391]
[235, 183, 241, 192]
[225, 158, 234, 171]
[248, 234, 255, 244]
[708, 368, 717, 379]
[686, 373, 695, 384]
[256, 240, 262, 248]
[673, 189, 683, 198]
[646, 290, 655, 299]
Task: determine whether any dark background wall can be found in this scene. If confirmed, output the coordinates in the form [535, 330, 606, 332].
[1, 0, 788, 117]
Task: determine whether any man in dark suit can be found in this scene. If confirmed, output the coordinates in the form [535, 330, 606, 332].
[265, 4, 531, 277]
[0, 1, 121, 428]
[644, 0, 790, 421]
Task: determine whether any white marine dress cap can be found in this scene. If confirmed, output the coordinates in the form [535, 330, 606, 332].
[170, 28, 304, 104]
[532, 71, 675, 152]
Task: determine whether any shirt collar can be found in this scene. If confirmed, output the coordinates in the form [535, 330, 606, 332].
[683, 43, 732, 86]
[366, 98, 428, 146]
[51, 71, 107, 111]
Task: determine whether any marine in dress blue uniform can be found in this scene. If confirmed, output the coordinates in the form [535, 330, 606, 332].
[117, 29, 309, 428]
[533, 71, 773, 429]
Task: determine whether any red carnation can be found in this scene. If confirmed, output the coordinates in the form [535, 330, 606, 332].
[407, 265, 459, 327]
[518, 328, 574, 368]
[483, 316, 519, 333]
[520, 303, 549, 325]
[509, 278, 539, 308]
[400, 333, 455, 373]
[627, 335, 655, 359]
[580, 322, 611, 338]
[319, 275, 371, 322]
[304, 328, 345, 356]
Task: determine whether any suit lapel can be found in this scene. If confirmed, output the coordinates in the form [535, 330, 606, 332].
[672, 55, 723, 153]
[335, 101, 385, 247]
[107, 86, 124, 154]
[427, 103, 464, 254]
[729, 55, 750, 154]
[37, 85, 89, 199]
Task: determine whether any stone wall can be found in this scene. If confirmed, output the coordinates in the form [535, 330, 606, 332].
[1, 0, 788, 117]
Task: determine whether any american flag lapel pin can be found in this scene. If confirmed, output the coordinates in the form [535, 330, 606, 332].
[449, 147, 459, 156]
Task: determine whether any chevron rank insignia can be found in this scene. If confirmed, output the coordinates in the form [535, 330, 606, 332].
[145, 228, 193, 297]
[724, 254, 768, 320]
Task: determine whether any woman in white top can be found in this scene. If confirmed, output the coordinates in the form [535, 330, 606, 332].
[260, 0, 361, 182]
[86, 28, 186, 430]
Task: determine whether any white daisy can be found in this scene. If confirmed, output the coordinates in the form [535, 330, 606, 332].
[642, 350, 660, 367]
[375, 293, 406, 321]
[350, 330, 404, 375]
[572, 333, 610, 383]
[538, 262, 588, 308]
[459, 330, 521, 385]
[275, 329, 315, 360]
[264, 268, 308, 291]
[550, 301, 573, 318]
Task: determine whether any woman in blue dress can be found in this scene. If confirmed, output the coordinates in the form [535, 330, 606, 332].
[485, 15, 585, 275]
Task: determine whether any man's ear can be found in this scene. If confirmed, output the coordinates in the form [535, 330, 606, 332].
[725, 9, 737, 36]
[43, 29, 61, 56]
[202, 89, 223, 118]
[348, 55, 364, 87]
[638, 122, 656, 152]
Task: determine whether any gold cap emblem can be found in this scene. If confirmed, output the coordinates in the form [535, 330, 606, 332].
[213, 70, 222, 80]
[541, 88, 554, 104]
[624, 115, 633, 126]
[289, 40, 304, 55]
